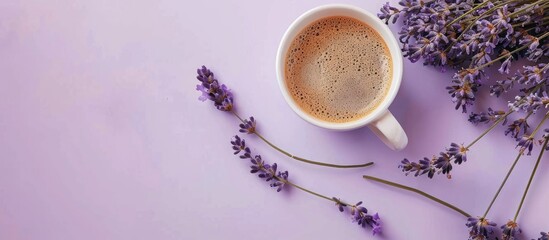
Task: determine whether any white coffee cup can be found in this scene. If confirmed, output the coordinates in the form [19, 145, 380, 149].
[275, 4, 408, 151]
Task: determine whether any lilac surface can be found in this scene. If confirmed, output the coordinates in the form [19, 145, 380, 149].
[0, 0, 548, 239]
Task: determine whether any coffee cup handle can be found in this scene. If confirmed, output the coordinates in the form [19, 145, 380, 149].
[367, 110, 408, 151]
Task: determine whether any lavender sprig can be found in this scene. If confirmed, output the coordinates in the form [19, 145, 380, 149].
[231, 135, 382, 235]
[196, 66, 233, 111]
[197, 65, 373, 169]
[399, 142, 469, 179]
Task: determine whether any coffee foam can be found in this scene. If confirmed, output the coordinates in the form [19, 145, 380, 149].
[285, 16, 392, 123]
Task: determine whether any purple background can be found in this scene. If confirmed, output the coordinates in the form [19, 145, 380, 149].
[1, 0, 548, 239]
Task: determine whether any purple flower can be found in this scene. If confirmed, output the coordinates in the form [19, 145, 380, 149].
[520, 34, 540, 51]
[401, 143, 472, 179]
[505, 118, 530, 138]
[331, 198, 383, 235]
[350, 201, 382, 235]
[516, 135, 534, 155]
[498, 53, 513, 74]
[377, 0, 549, 124]
[196, 66, 234, 112]
[468, 112, 490, 125]
[447, 69, 480, 113]
[466, 217, 497, 240]
[527, 47, 545, 62]
[371, 214, 382, 236]
[270, 170, 288, 192]
[492, 5, 513, 38]
[239, 116, 256, 134]
[490, 78, 514, 97]
[332, 197, 347, 212]
[250, 155, 266, 173]
[468, 108, 507, 125]
[196, 65, 215, 84]
[523, 64, 547, 84]
[501, 220, 521, 240]
[447, 143, 468, 164]
[231, 135, 251, 158]
[378, 2, 400, 24]
[399, 157, 435, 178]
[231, 135, 289, 192]
[541, 129, 549, 151]
[434, 152, 453, 177]
[535, 232, 549, 240]
[261, 162, 277, 181]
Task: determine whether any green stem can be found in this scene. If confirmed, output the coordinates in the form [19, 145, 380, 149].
[257, 132, 373, 168]
[513, 137, 549, 221]
[283, 179, 334, 202]
[363, 175, 472, 218]
[260, 164, 354, 206]
[531, 112, 549, 135]
[281, 178, 361, 214]
[466, 110, 514, 149]
[482, 150, 524, 218]
[482, 112, 549, 218]
[231, 111, 374, 168]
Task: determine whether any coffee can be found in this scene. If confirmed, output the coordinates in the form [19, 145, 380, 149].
[284, 16, 392, 123]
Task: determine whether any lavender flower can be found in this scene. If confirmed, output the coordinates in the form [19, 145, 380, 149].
[400, 143, 468, 179]
[509, 93, 544, 113]
[501, 220, 521, 240]
[516, 135, 534, 155]
[434, 152, 453, 176]
[468, 108, 507, 125]
[231, 135, 287, 192]
[378, 2, 400, 24]
[522, 64, 547, 84]
[535, 232, 549, 240]
[331, 198, 383, 235]
[399, 157, 435, 178]
[332, 197, 347, 212]
[270, 170, 288, 192]
[230, 135, 251, 158]
[239, 116, 256, 134]
[505, 118, 530, 139]
[196, 66, 234, 111]
[349, 201, 382, 235]
[499, 53, 513, 74]
[543, 129, 549, 150]
[466, 217, 497, 240]
[490, 78, 514, 97]
[446, 69, 480, 113]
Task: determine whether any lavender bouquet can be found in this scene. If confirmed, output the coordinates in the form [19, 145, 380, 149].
[359, 0, 549, 239]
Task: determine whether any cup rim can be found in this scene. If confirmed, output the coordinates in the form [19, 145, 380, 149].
[275, 4, 403, 130]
